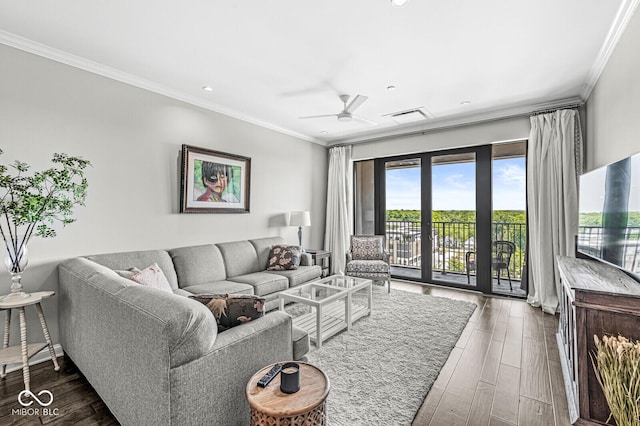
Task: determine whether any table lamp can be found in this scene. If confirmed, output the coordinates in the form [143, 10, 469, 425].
[289, 211, 311, 249]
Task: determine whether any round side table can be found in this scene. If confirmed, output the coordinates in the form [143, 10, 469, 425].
[246, 362, 330, 426]
[0, 291, 60, 391]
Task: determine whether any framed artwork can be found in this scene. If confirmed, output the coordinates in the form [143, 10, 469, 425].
[180, 144, 251, 213]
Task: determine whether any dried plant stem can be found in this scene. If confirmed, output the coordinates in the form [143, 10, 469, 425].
[591, 335, 640, 426]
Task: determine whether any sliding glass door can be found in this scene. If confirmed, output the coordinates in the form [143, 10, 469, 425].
[384, 158, 422, 280]
[429, 151, 478, 288]
[357, 142, 528, 297]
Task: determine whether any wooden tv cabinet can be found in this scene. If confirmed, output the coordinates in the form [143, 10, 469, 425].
[556, 256, 640, 425]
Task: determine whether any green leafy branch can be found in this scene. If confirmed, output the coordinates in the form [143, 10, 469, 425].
[0, 150, 90, 272]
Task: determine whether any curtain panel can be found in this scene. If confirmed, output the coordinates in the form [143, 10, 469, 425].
[324, 146, 353, 274]
[527, 109, 583, 313]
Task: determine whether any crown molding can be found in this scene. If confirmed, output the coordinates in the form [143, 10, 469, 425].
[580, 0, 640, 100]
[0, 30, 326, 147]
[327, 97, 584, 146]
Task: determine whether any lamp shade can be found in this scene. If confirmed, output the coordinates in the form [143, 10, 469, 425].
[289, 211, 311, 227]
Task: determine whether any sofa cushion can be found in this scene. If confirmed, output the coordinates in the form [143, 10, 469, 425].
[173, 288, 193, 297]
[216, 240, 261, 277]
[86, 250, 179, 290]
[266, 265, 322, 287]
[228, 272, 289, 296]
[250, 236, 286, 271]
[129, 263, 173, 293]
[169, 245, 227, 287]
[266, 245, 301, 271]
[189, 294, 265, 332]
[181, 280, 254, 296]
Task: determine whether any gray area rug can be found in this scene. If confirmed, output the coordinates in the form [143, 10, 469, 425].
[287, 285, 476, 426]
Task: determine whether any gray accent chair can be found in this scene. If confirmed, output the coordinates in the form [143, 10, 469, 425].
[345, 235, 391, 292]
[58, 236, 321, 426]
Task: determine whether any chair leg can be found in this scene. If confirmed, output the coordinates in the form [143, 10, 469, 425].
[496, 268, 501, 285]
[387, 276, 391, 293]
[466, 266, 470, 284]
[507, 268, 512, 291]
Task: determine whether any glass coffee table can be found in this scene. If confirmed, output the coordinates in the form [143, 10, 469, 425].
[278, 275, 372, 348]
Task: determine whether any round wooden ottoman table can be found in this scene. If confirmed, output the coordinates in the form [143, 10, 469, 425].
[246, 362, 330, 426]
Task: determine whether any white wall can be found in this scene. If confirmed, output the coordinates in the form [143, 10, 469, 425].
[0, 43, 327, 350]
[351, 116, 530, 160]
[586, 7, 640, 171]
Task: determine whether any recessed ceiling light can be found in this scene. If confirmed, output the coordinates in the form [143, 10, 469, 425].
[460, 100, 471, 105]
[320, 131, 328, 135]
[202, 85, 213, 92]
[391, 0, 409, 7]
[387, 85, 396, 91]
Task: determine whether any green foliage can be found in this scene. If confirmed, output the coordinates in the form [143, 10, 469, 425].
[448, 255, 465, 272]
[580, 212, 640, 227]
[387, 209, 526, 224]
[0, 150, 90, 269]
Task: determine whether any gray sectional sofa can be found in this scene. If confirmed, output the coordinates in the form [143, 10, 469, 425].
[58, 236, 322, 426]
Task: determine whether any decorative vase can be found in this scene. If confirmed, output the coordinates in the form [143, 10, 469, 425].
[3, 240, 30, 300]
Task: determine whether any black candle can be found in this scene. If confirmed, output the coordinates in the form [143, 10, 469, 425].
[280, 362, 300, 394]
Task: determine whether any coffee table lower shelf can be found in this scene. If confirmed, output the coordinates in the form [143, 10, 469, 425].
[292, 301, 369, 345]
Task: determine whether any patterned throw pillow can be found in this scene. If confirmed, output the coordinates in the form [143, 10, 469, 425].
[190, 294, 265, 332]
[128, 263, 173, 293]
[266, 245, 301, 271]
[351, 237, 385, 260]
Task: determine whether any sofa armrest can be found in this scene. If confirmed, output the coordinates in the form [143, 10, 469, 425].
[300, 252, 312, 266]
[169, 311, 294, 426]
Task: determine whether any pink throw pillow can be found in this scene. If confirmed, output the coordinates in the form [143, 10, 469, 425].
[129, 263, 173, 294]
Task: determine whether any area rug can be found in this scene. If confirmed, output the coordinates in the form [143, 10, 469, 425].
[287, 285, 476, 426]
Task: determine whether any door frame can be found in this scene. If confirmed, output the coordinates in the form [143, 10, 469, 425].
[374, 145, 494, 295]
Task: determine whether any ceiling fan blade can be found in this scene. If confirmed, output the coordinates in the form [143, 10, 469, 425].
[298, 114, 338, 119]
[345, 95, 368, 113]
[353, 114, 378, 125]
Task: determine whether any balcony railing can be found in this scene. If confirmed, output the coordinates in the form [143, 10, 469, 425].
[386, 220, 527, 280]
[578, 225, 640, 272]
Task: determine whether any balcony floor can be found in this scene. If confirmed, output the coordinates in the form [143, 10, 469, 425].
[390, 266, 527, 298]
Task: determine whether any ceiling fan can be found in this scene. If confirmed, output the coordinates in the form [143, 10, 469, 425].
[299, 94, 376, 124]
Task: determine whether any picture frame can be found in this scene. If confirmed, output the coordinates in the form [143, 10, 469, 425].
[180, 144, 251, 213]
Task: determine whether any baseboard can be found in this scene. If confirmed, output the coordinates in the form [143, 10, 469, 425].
[2, 343, 64, 375]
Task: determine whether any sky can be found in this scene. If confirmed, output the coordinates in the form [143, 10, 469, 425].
[386, 158, 526, 210]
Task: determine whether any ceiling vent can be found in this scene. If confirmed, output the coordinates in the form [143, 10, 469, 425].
[383, 107, 434, 124]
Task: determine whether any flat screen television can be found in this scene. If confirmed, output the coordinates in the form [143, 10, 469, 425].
[577, 152, 640, 279]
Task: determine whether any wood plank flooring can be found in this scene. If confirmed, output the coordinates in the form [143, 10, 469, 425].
[0, 280, 570, 425]
[395, 280, 572, 426]
[0, 356, 117, 425]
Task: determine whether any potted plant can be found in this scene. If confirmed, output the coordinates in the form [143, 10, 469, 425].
[0, 150, 90, 300]
[592, 334, 640, 426]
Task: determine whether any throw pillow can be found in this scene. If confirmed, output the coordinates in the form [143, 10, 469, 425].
[351, 237, 384, 260]
[266, 245, 301, 271]
[190, 294, 265, 332]
[128, 263, 173, 294]
[114, 267, 141, 279]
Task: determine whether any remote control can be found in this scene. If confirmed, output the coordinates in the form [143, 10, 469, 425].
[257, 363, 283, 387]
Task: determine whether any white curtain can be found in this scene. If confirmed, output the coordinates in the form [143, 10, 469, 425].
[324, 145, 353, 274]
[527, 109, 583, 313]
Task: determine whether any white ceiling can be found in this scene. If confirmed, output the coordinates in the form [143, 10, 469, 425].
[0, 1, 636, 146]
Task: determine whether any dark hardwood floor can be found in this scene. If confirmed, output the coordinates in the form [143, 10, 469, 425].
[0, 279, 569, 425]
[0, 357, 117, 425]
